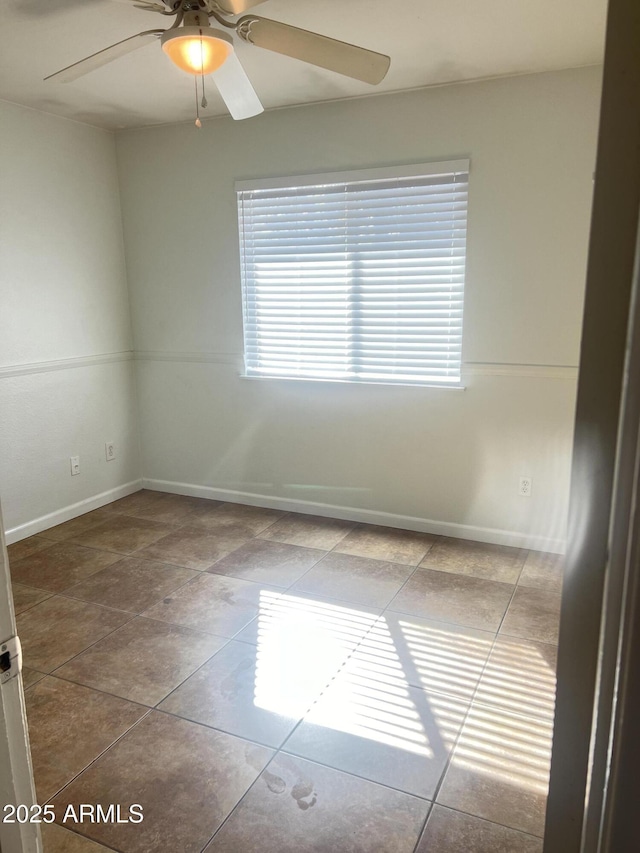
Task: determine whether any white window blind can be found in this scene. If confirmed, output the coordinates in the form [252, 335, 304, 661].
[236, 160, 469, 386]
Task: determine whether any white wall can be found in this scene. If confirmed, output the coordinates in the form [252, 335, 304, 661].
[0, 101, 141, 538]
[116, 66, 602, 551]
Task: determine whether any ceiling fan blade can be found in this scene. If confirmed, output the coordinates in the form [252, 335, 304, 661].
[212, 53, 264, 120]
[132, 3, 168, 12]
[45, 30, 164, 83]
[236, 16, 390, 85]
[110, 0, 172, 12]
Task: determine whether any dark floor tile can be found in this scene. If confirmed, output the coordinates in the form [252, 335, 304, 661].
[65, 557, 197, 613]
[475, 637, 557, 721]
[56, 617, 225, 706]
[390, 569, 513, 632]
[116, 492, 222, 526]
[233, 592, 380, 691]
[259, 513, 353, 550]
[102, 490, 163, 517]
[137, 526, 250, 570]
[21, 667, 46, 689]
[17, 596, 131, 672]
[71, 516, 178, 556]
[292, 552, 414, 608]
[142, 573, 280, 638]
[518, 551, 564, 595]
[41, 510, 112, 542]
[208, 539, 325, 587]
[500, 587, 562, 645]
[335, 524, 436, 565]
[437, 702, 552, 837]
[42, 822, 116, 852]
[8, 544, 121, 592]
[416, 805, 543, 852]
[284, 656, 468, 799]
[160, 640, 309, 747]
[420, 538, 526, 584]
[354, 612, 494, 701]
[51, 711, 273, 853]
[204, 753, 429, 853]
[7, 535, 55, 561]
[11, 582, 51, 615]
[25, 676, 146, 802]
[187, 502, 285, 535]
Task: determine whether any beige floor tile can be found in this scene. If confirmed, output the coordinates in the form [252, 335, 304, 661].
[292, 552, 414, 608]
[416, 805, 543, 853]
[42, 823, 116, 852]
[70, 516, 178, 556]
[51, 711, 273, 853]
[25, 676, 146, 802]
[335, 524, 436, 565]
[8, 544, 121, 592]
[143, 572, 280, 638]
[11, 583, 51, 615]
[500, 587, 562, 645]
[7, 535, 55, 562]
[204, 753, 429, 853]
[437, 702, 553, 837]
[17, 597, 131, 672]
[475, 637, 557, 722]
[21, 667, 46, 689]
[259, 513, 353, 550]
[41, 510, 112, 543]
[160, 639, 312, 747]
[56, 617, 225, 706]
[284, 654, 469, 799]
[65, 557, 197, 613]
[420, 538, 526, 583]
[519, 551, 564, 595]
[390, 569, 514, 632]
[137, 526, 249, 570]
[187, 502, 285, 535]
[357, 612, 494, 701]
[208, 539, 325, 587]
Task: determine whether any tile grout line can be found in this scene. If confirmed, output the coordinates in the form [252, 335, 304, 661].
[423, 801, 546, 841]
[43, 707, 153, 807]
[47, 822, 126, 853]
[193, 525, 427, 849]
[408, 552, 538, 852]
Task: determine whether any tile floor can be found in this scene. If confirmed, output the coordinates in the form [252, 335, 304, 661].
[8, 490, 563, 853]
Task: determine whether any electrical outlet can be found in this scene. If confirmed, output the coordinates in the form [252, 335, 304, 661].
[519, 476, 532, 497]
[105, 442, 116, 462]
[70, 456, 80, 476]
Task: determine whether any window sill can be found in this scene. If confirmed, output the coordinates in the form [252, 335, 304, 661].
[239, 374, 465, 391]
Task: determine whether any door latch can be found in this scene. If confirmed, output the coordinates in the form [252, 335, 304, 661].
[0, 635, 22, 684]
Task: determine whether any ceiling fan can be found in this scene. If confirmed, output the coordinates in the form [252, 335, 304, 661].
[45, 0, 391, 122]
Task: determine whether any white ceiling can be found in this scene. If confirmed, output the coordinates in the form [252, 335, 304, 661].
[0, 0, 607, 129]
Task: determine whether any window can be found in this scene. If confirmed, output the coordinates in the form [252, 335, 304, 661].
[236, 160, 469, 387]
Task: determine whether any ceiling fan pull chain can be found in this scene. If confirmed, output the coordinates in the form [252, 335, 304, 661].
[200, 31, 208, 108]
[194, 75, 202, 127]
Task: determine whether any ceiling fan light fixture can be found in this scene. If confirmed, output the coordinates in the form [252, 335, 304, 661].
[161, 26, 233, 76]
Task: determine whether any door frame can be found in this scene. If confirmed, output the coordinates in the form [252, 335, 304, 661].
[544, 0, 640, 849]
[0, 501, 41, 853]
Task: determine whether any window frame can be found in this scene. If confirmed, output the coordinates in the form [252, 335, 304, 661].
[236, 159, 470, 390]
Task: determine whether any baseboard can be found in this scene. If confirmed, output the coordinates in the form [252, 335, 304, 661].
[143, 478, 566, 553]
[4, 480, 143, 545]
